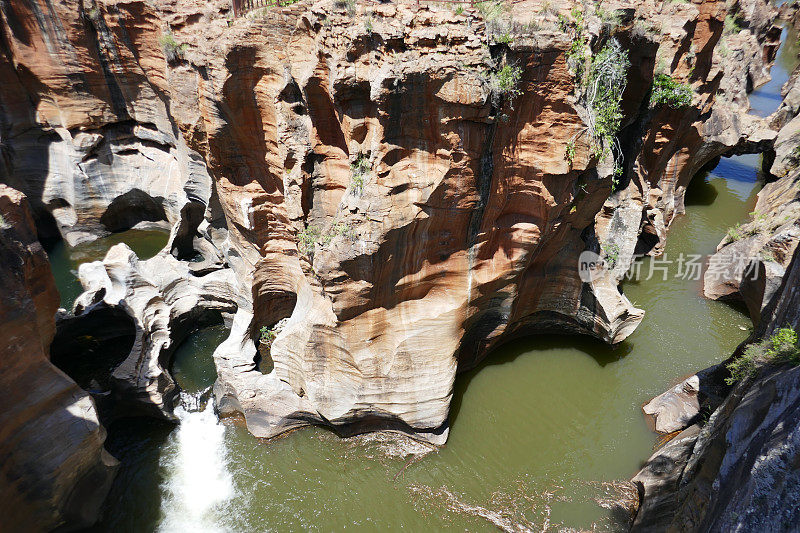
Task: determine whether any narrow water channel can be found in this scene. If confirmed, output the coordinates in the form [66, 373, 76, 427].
[749, 24, 799, 117]
[59, 24, 796, 533]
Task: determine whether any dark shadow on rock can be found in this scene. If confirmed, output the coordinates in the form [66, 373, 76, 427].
[82, 417, 173, 532]
[52, 307, 136, 392]
[99, 188, 167, 233]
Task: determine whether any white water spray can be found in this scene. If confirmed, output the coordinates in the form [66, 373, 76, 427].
[159, 390, 234, 532]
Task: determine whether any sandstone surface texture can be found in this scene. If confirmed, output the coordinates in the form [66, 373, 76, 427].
[0, 184, 116, 532]
[0, 0, 785, 444]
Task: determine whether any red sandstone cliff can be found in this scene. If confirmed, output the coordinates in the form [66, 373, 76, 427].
[0, 184, 116, 531]
[0, 0, 781, 444]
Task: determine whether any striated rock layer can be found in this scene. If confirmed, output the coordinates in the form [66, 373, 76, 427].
[0, 185, 116, 531]
[632, 73, 800, 529]
[65, 222, 241, 420]
[0, 0, 784, 443]
[632, 241, 800, 532]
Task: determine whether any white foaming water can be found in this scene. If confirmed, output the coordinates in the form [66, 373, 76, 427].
[159, 391, 234, 532]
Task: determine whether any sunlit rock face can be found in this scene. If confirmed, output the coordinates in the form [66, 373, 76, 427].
[0, 0, 211, 246]
[0, 0, 783, 443]
[702, 56, 800, 321]
[70, 237, 240, 420]
[632, 24, 800, 522]
[0, 185, 116, 531]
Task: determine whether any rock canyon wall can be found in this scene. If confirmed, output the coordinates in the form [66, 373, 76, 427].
[0, 185, 116, 531]
[1, 0, 796, 528]
[631, 16, 800, 525]
[0, 0, 784, 446]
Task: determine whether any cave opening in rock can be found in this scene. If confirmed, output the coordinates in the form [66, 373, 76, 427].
[50, 307, 136, 394]
[99, 188, 168, 233]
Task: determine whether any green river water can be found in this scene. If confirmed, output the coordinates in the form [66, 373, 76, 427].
[46, 27, 796, 533]
[52, 158, 757, 533]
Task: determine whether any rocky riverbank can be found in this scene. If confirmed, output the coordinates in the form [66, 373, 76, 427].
[0, 185, 116, 531]
[0, 0, 795, 529]
[630, 5, 800, 523]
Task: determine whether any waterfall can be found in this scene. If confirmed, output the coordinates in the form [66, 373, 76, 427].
[158, 389, 234, 532]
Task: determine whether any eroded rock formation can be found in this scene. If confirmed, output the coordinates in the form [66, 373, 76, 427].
[0, 185, 116, 531]
[632, 59, 800, 529]
[0, 0, 787, 446]
[632, 238, 800, 532]
[703, 56, 800, 320]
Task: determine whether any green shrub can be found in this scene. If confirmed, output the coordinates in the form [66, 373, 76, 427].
[320, 222, 355, 245]
[454, 5, 464, 16]
[583, 39, 629, 185]
[726, 327, 800, 384]
[760, 248, 777, 263]
[588, 41, 629, 146]
[494, 32, 513, 45]
[650, 74, 693, 108]
[297, 220, 356, 259]
[726, 223, 744, 241]
[259, 326, 277, 346]
[565, 139, 576, 166]
[723, 14, 741, 36]
[725, 221, 759, 242]
[351, 154, 370, 195]
[558, 6, 584, 33]
[559, 6, 587, 79]
[566, 35, 588, 78]
[159, 31, 187, 62]
[476, 0, 504, 22]
[602, 242, 620, 269]
[487, 63, 523, 107]
[596, 7, 621, 30]
[298, 224, 320, 258]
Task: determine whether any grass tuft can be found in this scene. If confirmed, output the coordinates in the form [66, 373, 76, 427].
[726, 327, 800, 384]
[159, 30, 187, 63]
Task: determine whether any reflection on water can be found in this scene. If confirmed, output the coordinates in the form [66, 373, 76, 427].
[46, 229, 169, 309]
[709, 154, 762, 184]
[749, 25, 800, 117]
[170, 325, 229, 394]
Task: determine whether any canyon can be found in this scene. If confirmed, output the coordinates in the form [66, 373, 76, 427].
[1, 0, 799, 530]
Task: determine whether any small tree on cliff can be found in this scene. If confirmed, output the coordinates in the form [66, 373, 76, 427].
[583, 39, 629, 173]
[487, 63, 523, 108]
[160, 30, 187, 63]
[567, 36, 630, 188]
